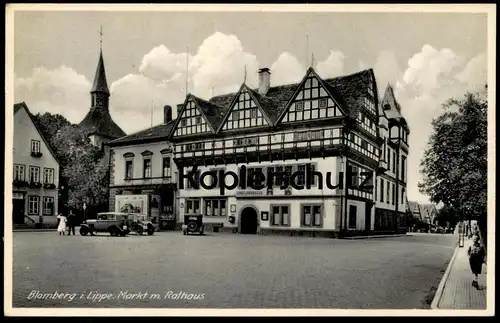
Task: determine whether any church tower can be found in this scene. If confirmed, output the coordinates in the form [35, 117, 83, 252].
[79, 35, 126, 150]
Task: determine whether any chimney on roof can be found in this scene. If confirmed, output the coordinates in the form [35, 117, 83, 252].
[258, 68, 271, 95]
[163, 105, 172, 123]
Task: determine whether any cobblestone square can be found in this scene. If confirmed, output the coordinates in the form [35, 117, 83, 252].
[13, 231, 456, 308]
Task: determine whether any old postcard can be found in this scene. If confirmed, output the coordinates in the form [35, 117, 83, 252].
[4, 4, 495, 317]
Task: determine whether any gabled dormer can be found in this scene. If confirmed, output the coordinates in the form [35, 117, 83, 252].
[217, 83, 272, 132]
[170, 94, 218, 138]
[276, 67, 346, 125]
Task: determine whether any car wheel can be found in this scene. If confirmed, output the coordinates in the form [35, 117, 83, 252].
[80, 227, 88, 236]
[183, 230, 187, 235]
[110, 229, 117, 236]
[147, 229, 155, 236]
[136, 226, 144, 235]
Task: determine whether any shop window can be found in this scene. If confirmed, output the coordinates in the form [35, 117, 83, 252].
[301, 204, 322, 227]
[204, 199, 227, 216]
[186, 199, 200, 214]
[271, 205, 290, 226]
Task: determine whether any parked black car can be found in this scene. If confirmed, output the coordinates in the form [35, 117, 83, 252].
[182, 215, 204, 235]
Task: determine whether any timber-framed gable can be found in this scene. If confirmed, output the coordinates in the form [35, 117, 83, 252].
[217, 83, 273, 133]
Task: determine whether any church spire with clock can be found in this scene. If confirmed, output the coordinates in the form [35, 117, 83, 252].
[90, 49, 110, 110]
[79, 46, 126, 149]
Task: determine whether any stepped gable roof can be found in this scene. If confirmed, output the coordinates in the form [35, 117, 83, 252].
[90, 50, 110, 94]
[79, 108, 126, 139]
[107, 119, 176, 146]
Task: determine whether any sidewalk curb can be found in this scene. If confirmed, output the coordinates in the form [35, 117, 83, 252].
[431, 243, 460, 309]
[344, 234, 410, 240]
[13, 229, 57, 232]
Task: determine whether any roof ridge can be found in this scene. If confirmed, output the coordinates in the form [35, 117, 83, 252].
[324, 68, 372, 83]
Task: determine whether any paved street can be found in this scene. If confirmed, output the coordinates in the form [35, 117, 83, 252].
[12, 231, 456, 309]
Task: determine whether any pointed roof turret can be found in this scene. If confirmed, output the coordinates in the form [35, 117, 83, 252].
[90, 50, 110, 95]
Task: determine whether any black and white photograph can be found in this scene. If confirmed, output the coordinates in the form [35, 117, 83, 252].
[4, 4, 495, 316]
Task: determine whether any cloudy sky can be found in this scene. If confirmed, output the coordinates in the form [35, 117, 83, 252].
[12, 7, 489, 203]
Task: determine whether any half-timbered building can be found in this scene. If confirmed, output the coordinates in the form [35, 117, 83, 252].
[168, 67, 410, 237]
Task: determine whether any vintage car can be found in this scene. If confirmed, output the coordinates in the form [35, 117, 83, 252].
[80, 212, 131, 236]
[129, 214, 155, 235]
[182, 215, 204, 235]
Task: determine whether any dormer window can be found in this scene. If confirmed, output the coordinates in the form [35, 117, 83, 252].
[319, 98, 327, 108]
[195, 116, 202, 125]
[296, 102, 304, 112]
[232, 111, 239, 120]
[250, 108, 258, 119]
[384, 104, 391, 111]
[181, 119, 187, 127]
[368, 85, 375, 98]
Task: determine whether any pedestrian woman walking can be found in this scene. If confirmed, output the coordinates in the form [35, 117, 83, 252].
[468, 235, 485, 288]
[56, 213, 67, 236]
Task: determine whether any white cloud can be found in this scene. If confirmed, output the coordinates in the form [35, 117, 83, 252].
[373, 51, 403, 95]
[399, 44, 462, 96]
[138, 45, 193, 83]
[270, 52, 305, 86]
[316, 50, 345, 79]
[389, 45, 486, 204]
[14, 66, 91, 123]
[455, 52, 487, 91]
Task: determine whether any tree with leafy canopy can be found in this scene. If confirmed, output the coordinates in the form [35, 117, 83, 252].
[419, 85, 487, 242]
[32, 113, 109, 214]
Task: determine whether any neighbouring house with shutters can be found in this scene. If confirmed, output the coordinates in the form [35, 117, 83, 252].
[12, 102, 60, 229]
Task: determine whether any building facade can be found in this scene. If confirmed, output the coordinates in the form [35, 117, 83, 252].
[12, 102, 60, 228]
[106, 66, 411, 237]
[107, 106, 177, 230]
[374, 84, 410, 232]
[79, 47, 126, 151]
[169, 67, 410, 236]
